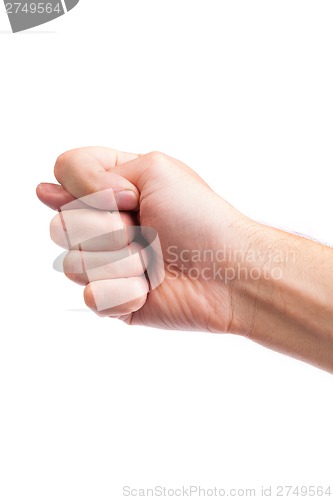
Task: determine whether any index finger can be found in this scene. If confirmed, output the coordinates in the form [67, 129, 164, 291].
[54, 147, 140, 211]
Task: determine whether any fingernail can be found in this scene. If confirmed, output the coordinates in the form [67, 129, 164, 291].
[114, 190, 138, 210]
[38, 183, 61, 192]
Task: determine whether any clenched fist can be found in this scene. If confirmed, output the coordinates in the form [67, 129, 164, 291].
[36, 147, 333, 373]
[36, 147, 248, 333]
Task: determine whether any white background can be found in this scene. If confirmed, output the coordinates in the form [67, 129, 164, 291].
[0, 1, 333, 499]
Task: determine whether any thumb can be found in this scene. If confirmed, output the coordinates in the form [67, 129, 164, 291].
[36, 183, 75, 211]
[36, 181, 139, 212]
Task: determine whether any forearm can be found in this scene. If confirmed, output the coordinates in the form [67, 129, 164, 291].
[230, 222, 333, 372]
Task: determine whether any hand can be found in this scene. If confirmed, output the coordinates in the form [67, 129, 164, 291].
[36, 147, 251, 333]
[37, 147, 333, 372]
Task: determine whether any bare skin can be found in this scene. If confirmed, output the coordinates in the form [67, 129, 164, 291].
[36, 147, 333, 373]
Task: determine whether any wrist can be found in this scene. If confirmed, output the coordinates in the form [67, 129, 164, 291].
[225, 219, 333, 371]
[208, 199, 270, 335]
[222, 219, 288, 337]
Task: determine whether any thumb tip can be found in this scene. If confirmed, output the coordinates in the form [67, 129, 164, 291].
[114, 190, 139, 211]
[36, 183, 75, 211]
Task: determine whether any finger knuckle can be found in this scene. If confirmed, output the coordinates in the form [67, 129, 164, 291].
[54, 149, 76, 178]
[49, 213, 60, 241]
[146, 150, 167, 166]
